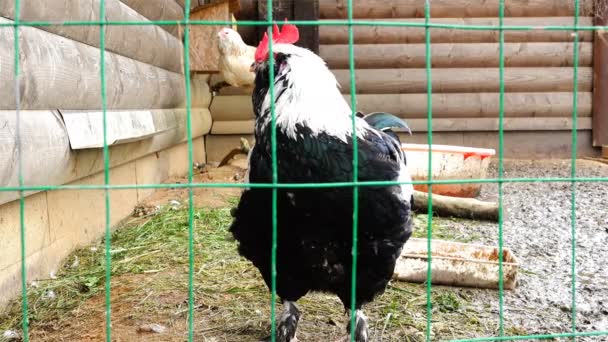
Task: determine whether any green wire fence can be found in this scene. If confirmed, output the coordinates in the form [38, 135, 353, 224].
[6, 0, 608, 341]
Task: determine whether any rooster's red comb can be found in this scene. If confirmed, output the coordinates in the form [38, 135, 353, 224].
[254, 19, 299, 62]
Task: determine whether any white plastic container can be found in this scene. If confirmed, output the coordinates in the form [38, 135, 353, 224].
[401, 143, 496, 198]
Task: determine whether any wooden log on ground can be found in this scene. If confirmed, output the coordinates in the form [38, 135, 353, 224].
[0, 0, 184, 73]
[332, 67, 592, 94]
[210, 92, 592, 120]
[320, 17, 594, 44]
[412, 190, 499, 221]
[120, 0, 184, 37]
[0, 108, 211, 206]
[322, 42, 592, 69]
[0, 18, 184, 110]
[583, 156, 608, 164]
[319, 0, 593, 18]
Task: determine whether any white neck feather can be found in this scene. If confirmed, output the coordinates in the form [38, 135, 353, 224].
[260, 45, 369, 142]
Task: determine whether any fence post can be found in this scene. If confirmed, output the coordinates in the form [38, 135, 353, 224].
[592, 14, 608, 148]
[256, 0, 319, 53]
[294, 0, 320, 54]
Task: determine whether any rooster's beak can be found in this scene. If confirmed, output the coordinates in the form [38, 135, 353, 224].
[249, 63, 255, 73]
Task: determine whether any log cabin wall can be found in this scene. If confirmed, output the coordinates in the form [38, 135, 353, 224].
[0, 0, 213, 308]
[208, 0, 600, 162]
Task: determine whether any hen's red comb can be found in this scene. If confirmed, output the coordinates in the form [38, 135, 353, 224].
[254, 19, 299, 62]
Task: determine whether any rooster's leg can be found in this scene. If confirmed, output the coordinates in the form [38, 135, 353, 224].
[345, 309, 369, 342]
[260, 300, 301, 342]
[277, 301, 301, 341]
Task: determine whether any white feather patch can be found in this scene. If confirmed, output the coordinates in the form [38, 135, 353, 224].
[398, 163, 414, 204]
[259, 44, 368, 142]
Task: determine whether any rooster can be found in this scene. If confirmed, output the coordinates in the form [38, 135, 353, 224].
[214, 27, 256, 93]
[229, 22, 414, 342]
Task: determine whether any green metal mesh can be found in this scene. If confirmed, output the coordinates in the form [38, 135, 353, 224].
[6, 0, 608, 341]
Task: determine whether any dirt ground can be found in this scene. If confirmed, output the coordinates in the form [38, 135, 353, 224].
[2, 156, 607, 342]
[138, 155, 247, 210]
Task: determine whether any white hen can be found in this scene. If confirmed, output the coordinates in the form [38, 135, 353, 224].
[215, 27, 256, 93]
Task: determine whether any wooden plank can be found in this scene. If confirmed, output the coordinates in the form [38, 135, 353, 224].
[349, 92, 593, 118]
[320, 17, 594, 44]
[322, 42, 592, 69]
[319, 0, 593, 18]
[592, 16, 608, 147]
[220, 67, 592, 95]
[0, 108, 211, 206]
[210, 95, 254, 120]
[294, 0, 320, 54]
[204, 131, 597, 162]
[210, 92, 592, 120]
[120, 0, 184, 37]
[188, 0, 231, 72]
[405, 117, 592, 132]
[59, 110, 177, 149]
[0, 0, 184, 73]
[209, 117, 591, 135]
[211, 119, 255, 134]
[332, 67, 592, 94]
[405, 131, 596, 159]
[0, 18, 184, 110]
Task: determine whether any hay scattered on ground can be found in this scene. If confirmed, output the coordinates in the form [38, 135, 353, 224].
[0, 179, 499, 341]
[11, 158, 603, 341]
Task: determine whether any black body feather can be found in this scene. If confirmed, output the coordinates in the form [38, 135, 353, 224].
[229, 53, 413, 310]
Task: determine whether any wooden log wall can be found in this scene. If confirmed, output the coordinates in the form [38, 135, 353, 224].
[315, 0, 593, 133]
[0, 1, 215, 201]
[0, 18, 184, 110]
[120, 0, 185, 37]
[322, 43, 592, 69]
[0, 0, 184, 73]
[0, 108, 211, 206]
[216, 0, 595, 151]
[319, 0, 593, 19]
[320, 18, 594, 44]
[211, 92, 592, 120]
